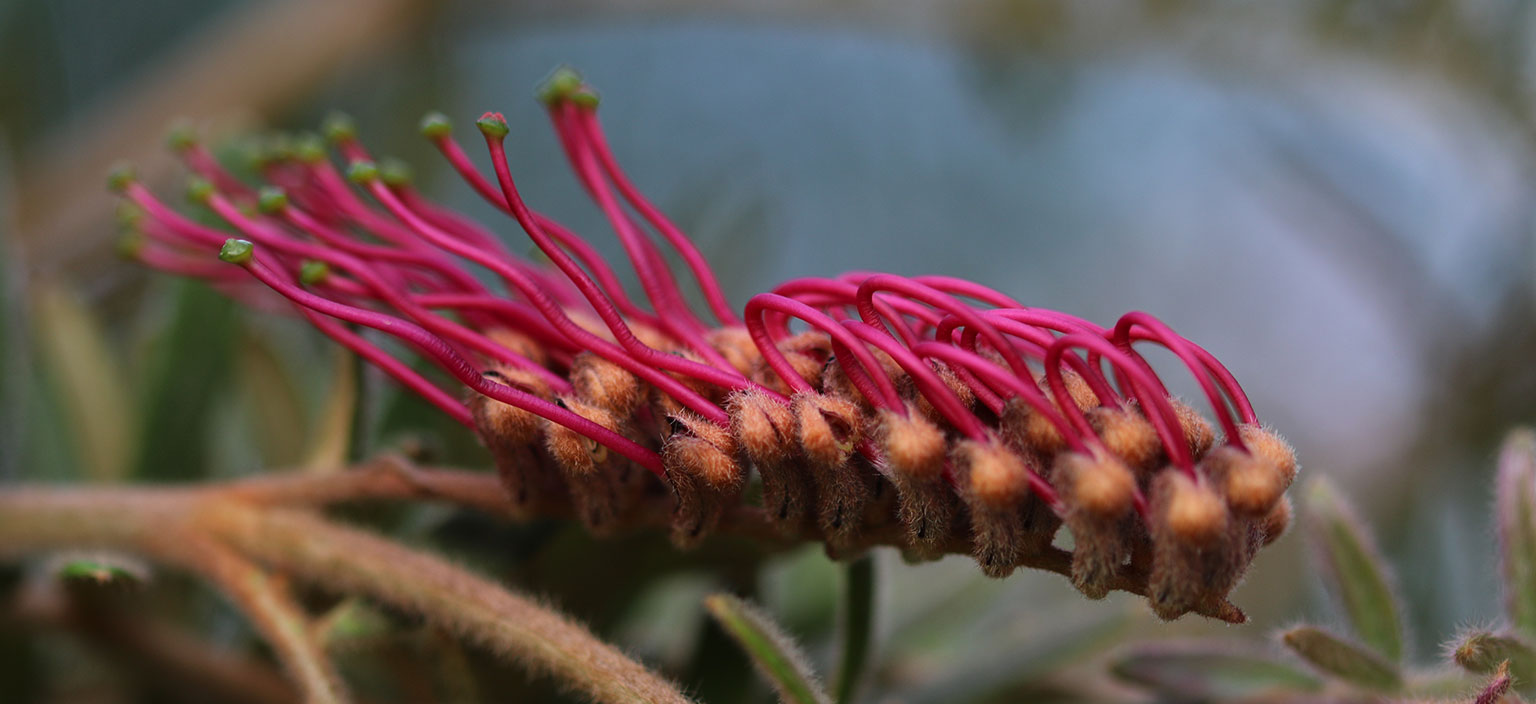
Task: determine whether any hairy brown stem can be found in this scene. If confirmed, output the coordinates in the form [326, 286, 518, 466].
[185, 537, 349, 704]
[0, 486, 692, 704]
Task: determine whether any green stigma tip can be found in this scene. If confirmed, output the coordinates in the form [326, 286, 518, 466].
[475, 113, 510, 140]
[537, 65, 585, 105]
[165, 119, 197, 152]
[257, 186, 289, 214]
[569, 86, 601, 109]
[322, 112, 357, 142]
[115, 201, 143, 227]
[219, 238, 254, 264]
[346, 160, 380, 184]
[419, 111, 452, 139]
[115, 231, 146, 260]
[379, 157, 413, 186]
[185, 176, 215, 204]
[106, 162, 136, 193]
[299, 259, 330, 286]
[294, 133, 327, 163]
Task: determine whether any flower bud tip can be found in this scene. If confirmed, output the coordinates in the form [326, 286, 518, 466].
[536, 65, 585, 105]
[322, 111, 357, 143]
[346, 160, 380, 184]
[299, 259, 330, 286]
[294, 133, 327, 163]
[379, 157, 413, 186]
[419, 111, 452, 139]
[475, 112, 510, 140]
[256, 186, 289, 214]
[185, 176, 215, 204]
[164, 119, 197, 152]
[106, 162, 136, 193]
[219, 238, 254, 264]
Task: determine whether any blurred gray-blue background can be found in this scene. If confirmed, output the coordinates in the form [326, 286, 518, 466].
[3, 1, 1535, 701]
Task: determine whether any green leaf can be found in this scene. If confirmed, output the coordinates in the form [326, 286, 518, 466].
[54, 554, 149, 588]
[1281, 626, 1402, 691]
[834, 555, 874, 704]
[1497, 430, 1536, 638]
[1306, 479, 1405, 662]
[1111, 644, 1322, 700]
[31, 280, 133, 481]
[1451, 629, 1536, 692]
[237, 329, 308, 467]
[131, 280, 238, 480]
[704, 593, 831, 704]
[900, 608, 1131, 704]
[301, 346, 358, 471]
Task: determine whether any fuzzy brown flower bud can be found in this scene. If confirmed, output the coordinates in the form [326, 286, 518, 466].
[569, 351, 645, 417]
[471, 368, 559, 512]
[1054, 451, 1137, 598]
[544, 397, 636, 534]
[954, 439, 1037, 577]
[876, 407, 958, 559]
[663, 411, 744, 548]
[792, 393, 871, 547]
[726, 390, 811, 532]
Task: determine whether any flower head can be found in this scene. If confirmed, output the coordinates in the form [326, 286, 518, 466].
[113, 67, 1297, 622]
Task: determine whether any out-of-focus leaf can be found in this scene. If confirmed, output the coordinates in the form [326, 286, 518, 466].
[899, 607, 1131, 704]
[704, 593, 831, 704]
[1110, 643, 1322, 701]
[1306, 479, 1405, 662]
[301, 346, 356, 472]
[1496, 430, 1536, 638]
[30, 279, 132, 481]
[314, 599, 393, 652]
[1451, 629, 1536, 692]
[1281, 626, 1402, 691]
[131, 279, 238, 480]
[237, 329, 307, 467]
[51, 553, 149, 589]
[834, 555, 874, 704]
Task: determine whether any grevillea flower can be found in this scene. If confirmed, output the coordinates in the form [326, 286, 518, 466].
[109, 67, 1297, 623]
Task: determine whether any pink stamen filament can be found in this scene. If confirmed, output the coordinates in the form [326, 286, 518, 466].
[1113, 312, 1244, 446]
[855, 275, 1032, 380]
[202, 191, 571, 392]
[569, 106, 741, 326]
[1045, 334, 1194, 475]
[233, 248, 665, 475]
[360, 177, 735, 424]
[519, 112, 730, 367]
[743, 293, 896, 409]
[470, 136, 756, 390]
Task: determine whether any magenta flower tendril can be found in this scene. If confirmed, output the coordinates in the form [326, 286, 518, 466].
[108, 67, 1298, 623]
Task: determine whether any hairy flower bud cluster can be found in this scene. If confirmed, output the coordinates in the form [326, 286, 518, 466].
[111, 67, 1296, 621]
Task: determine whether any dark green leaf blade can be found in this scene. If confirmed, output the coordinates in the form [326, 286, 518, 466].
[1306, 479, 1405, 662]
[704, 593, 831, 704]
